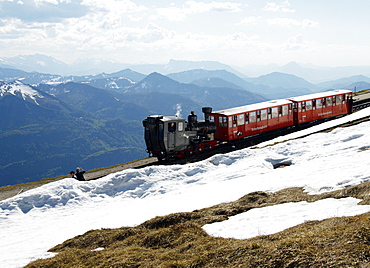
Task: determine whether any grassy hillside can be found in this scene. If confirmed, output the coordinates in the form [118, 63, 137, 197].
[26, 181, 370, 267]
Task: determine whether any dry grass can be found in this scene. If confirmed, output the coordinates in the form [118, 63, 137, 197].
[25, 181, 370, 267]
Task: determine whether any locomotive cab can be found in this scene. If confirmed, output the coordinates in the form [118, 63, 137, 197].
[143, 115, 197, 160]
[143, 108, 216, 161]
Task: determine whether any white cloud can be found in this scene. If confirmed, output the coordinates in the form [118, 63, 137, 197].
[263, 1, 295, 13]
[81, 0, 147, 13]
[302, 19, 320, 28]
[157, 1, 243, 21]
[34, 0, 59, 6]
[285, 34, 305, 50]
[238, 16, 261, 25]
[185, 1, 243, 13]
[267, 18, 319, 28]
[0, 0, 90, 22]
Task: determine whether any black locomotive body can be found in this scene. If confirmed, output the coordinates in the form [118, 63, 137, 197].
[143, 107, 216, 161]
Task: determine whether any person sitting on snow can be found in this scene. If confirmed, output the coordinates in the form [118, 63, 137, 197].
[75, 167, 86, 181]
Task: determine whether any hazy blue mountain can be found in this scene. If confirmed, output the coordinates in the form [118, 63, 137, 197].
[1, 54, 246, 77]
[247, 72, 317, 89]
[5, 54, 69, 74]
[243, 72, 320, 99]
[0, 58, 14, 69]
[190, 77, 244, 89]
[0, 67, 35, 82]
[69, 58, 129, 76]
[106, 69, 146, 81]
[347, 81, 370, 92]
[0, 67, 145, 87]
[128, 72, 266, 110]
[81, 77, 136, 91]
[0, 81, 146, 187]
[162, 59, 246, 76]
[236, 61, 370, 83]
[123, 92, 204, 117]
[0, 67, 64, 84]
[36, 82, 149, 121]
[167, 69, 253, 90]
[317, 75, 370, 90]
[3, 53, 370, 84]
[275, 61, 329, 84]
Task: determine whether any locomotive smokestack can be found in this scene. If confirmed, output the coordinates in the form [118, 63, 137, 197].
[202, 107, 212, 122]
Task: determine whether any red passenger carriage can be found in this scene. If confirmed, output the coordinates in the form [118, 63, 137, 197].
[288, 90, 352, 125]
[210, 99, 294, 141]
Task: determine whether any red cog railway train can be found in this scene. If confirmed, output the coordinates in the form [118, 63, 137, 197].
[143, 90, 353, 161]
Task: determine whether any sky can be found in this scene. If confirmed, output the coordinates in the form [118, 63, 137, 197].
[0, 0, 370, 67]
[1, 106, 370, 267]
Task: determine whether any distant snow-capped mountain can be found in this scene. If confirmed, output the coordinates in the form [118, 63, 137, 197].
[4, 54, 69, 74]
[0, 80, 45, 105]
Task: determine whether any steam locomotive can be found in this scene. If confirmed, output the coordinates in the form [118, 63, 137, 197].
[143, 90, 353, 161]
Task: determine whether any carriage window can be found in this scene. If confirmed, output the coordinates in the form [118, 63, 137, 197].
[219, 116, 227, 127]
[237, 114, 244, 126]
[267, 108, 272, 119]
[317, 99, 323, 108]
[278, 106, 283, 116]
[272, 107, 278, 118]
[326, 97, 332, 106]
[261, 109, 267, 120]
[306, 100, 312, 110]
[322, 98, 327, 107]
[178, 122, 184, 131]
[232, 115, 237, 127]
[245, 113, 249, 124]
[332, 96, 337, 106]
[336, 96, 341, 105]
[312, 99, 316, 109]
[257, 110, 261, 121]
[342, 94, 346, 102]
[288, 104, 293, 114]
[249, 112, 256, 123]
[301, 102, 306, 111]
[283, 105, 288, 115]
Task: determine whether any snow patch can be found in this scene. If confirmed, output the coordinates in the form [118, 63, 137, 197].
[203, 198, 370, 239]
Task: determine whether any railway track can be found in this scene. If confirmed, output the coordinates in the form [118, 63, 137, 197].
[353, 90, 370, 111]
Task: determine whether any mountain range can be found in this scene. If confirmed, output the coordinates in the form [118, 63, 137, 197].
[2, 53, 370, 82]
[1, 54, 370, 186]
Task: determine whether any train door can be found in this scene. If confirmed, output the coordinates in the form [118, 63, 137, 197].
[292, 102, 299, 125]
[213, 115, 229, 140]
[167, 122, 176, 150]
[229, 116, 236, 139]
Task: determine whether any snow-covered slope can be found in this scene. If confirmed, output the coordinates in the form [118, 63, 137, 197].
[1, 108, 370, 267]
